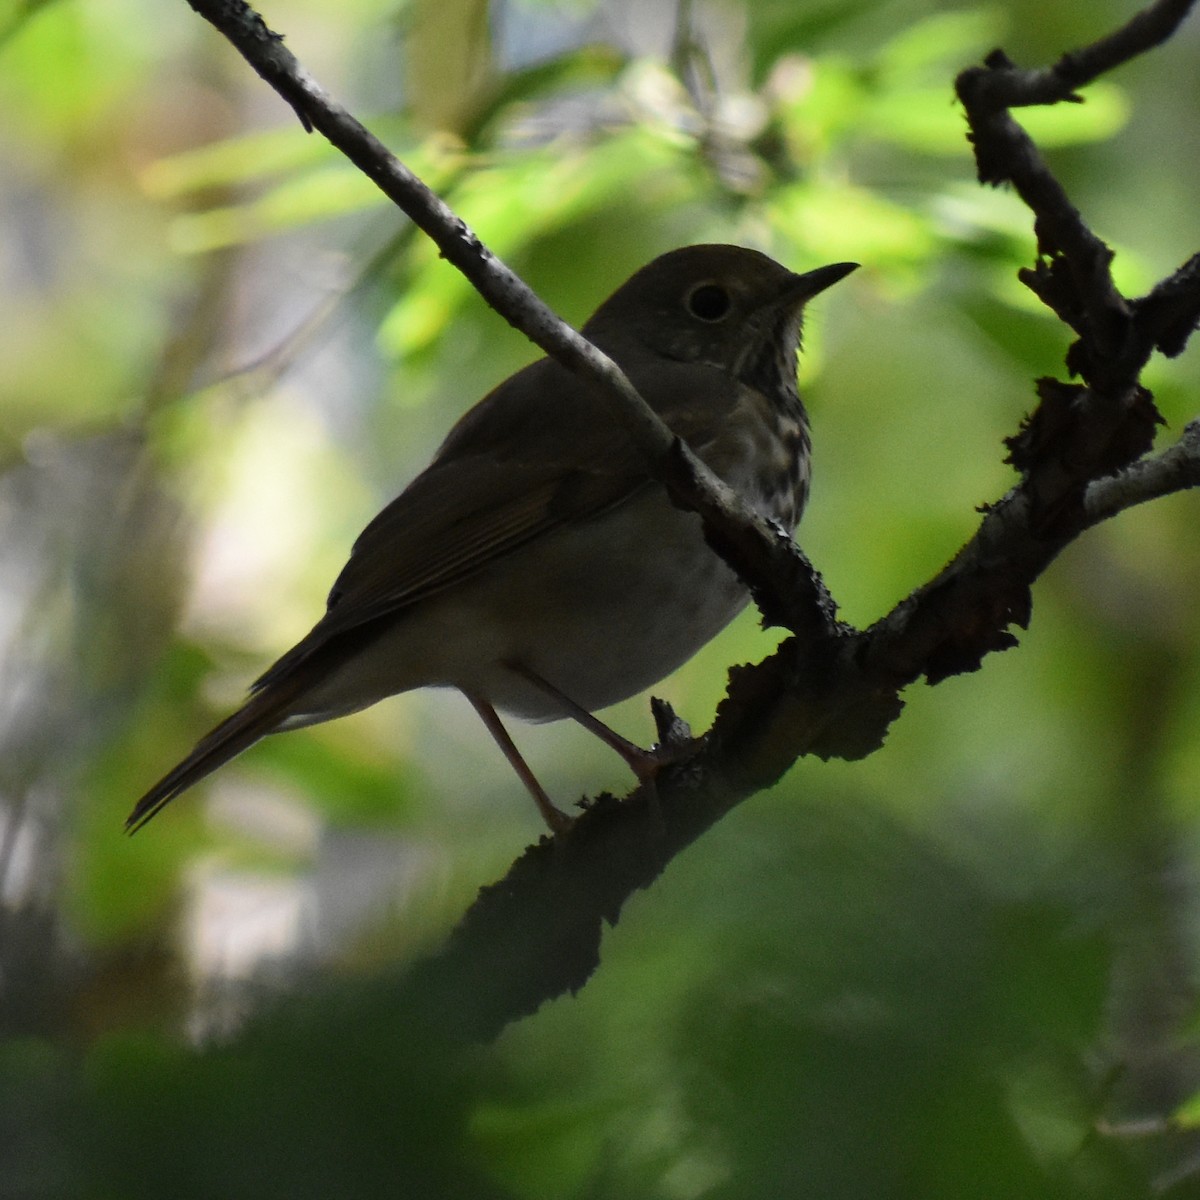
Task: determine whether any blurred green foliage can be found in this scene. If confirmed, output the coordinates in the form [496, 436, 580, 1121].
[2, 0, 1200, 1196]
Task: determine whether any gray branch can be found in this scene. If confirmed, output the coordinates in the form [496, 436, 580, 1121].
[1086, 418, 1200, 524]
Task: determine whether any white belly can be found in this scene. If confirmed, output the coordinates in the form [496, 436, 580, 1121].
[296, 489, 750, 724]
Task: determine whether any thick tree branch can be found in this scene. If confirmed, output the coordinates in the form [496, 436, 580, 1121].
[179, 0, 1199, 1037]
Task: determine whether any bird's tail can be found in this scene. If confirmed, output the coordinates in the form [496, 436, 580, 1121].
[125, 681, 302, 834]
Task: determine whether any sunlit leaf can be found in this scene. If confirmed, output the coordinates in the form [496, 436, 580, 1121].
[1017, 82, 1129, 145]
[379, 129, 691, 356]
[141, 127, 339, 199]
[876, 8, 1003, 77]
[768, 179, 939, 280]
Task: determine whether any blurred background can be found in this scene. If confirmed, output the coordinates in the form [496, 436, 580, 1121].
[2, 0, 1200, 1195]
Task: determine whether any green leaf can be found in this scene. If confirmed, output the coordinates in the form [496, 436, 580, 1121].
[1017, 83, 1130, 146]
[877, 9, 1004, 78]
[140, 127, 339, 198]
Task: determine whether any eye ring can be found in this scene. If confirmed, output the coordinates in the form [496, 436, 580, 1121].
[685, 282, 733, 322]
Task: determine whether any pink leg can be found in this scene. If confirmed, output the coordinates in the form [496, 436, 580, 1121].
[463, 690, 573, 835]
[505, 662, 669, 783]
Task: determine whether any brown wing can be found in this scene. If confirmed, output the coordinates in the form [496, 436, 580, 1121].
[328, 457, 642, 625]
[253, 349, 742, 691]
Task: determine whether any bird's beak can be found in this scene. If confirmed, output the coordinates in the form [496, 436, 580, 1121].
[783, 261, 859, 305]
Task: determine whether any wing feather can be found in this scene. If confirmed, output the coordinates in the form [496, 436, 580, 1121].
[254, 349, 742, 690]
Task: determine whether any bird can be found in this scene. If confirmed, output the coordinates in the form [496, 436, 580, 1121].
[128, 245, 856, 835]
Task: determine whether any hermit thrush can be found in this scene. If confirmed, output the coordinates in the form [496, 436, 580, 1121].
[128, 245, 856, 833]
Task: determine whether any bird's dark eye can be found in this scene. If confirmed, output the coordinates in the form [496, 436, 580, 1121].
[685, 282, 732, 322]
